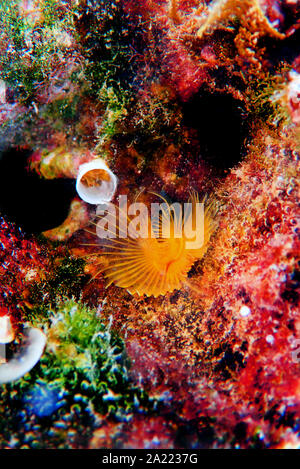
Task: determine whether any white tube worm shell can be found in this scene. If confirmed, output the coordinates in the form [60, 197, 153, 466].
[0, 316, 14, 344]
[76, 159, 118, 205]
[0, 328, 46, 384]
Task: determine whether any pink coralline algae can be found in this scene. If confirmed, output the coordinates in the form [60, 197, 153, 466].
[0, 217, 48, 328]
[286, 71, 300, 124]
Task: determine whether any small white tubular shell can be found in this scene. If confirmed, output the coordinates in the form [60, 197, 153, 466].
[0, 316, 14, 344]
[76, 159, 118, 205]
[0, 328, 46, 384]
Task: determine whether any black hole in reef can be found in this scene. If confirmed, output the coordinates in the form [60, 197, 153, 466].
[0, 149, 76, 234]
[182, 92, 248, 172]
[264, 28, 300, 68]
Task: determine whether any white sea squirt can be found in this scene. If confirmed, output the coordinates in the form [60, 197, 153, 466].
[76, 158, 118, 205]
[0, 328, 47, 384]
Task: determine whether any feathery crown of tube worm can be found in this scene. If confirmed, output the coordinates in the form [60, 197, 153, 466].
[84, 192, 218, 297]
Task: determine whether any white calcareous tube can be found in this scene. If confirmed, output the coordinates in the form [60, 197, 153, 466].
[0, 328, 46, 384]
[0, 316, 14, 344]
[76, 159, 118, 205]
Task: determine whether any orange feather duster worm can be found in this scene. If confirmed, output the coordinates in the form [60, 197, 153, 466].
[86, 192, 217, 297]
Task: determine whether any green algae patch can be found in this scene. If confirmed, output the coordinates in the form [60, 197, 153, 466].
[25, 255, 88, 322]
[0, 0, 78, 104]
